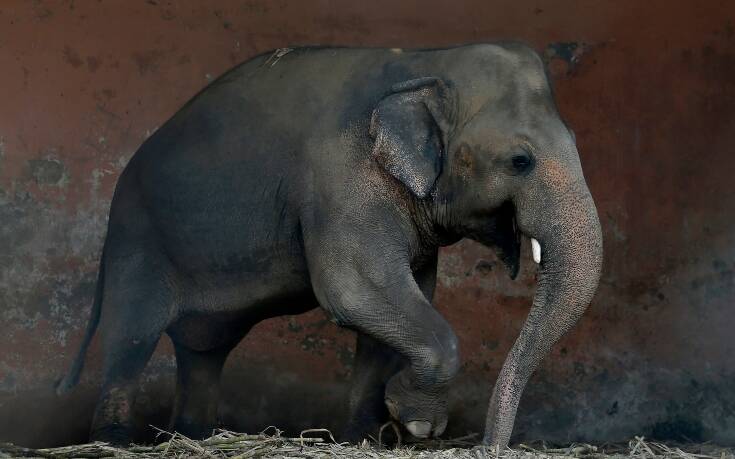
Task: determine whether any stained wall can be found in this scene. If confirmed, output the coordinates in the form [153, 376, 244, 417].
[1, 0, 734, 447]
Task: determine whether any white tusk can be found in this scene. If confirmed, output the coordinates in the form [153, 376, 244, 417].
[531, 238, 541, 264]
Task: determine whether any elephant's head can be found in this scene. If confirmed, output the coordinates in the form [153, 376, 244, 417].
[370, 43, 603, 446]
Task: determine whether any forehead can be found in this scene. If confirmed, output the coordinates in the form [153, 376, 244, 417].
[451, 45, 565, 144]
[494, 44, 549, 85]
[452, 44, 554, 115]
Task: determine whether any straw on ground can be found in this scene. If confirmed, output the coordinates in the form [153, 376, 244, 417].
[0, 427, 732, 458]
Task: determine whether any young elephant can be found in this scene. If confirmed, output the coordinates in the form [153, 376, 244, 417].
[57, 43, 603, 448]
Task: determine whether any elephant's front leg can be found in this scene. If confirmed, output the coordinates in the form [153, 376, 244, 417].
[308, 234, 457, 439]
[343, 333, 405, 442]
[343, 252, 439, 442]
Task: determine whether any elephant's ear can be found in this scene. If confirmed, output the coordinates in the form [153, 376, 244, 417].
[369, 77, 453, 199]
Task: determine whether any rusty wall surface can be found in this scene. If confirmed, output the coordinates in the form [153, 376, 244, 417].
[1, 0, 734, 448]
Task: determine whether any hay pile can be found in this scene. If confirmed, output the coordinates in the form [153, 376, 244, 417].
[1, 428, 732, 458]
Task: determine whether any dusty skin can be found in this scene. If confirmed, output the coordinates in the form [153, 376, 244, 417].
[56, 44, 602, 448]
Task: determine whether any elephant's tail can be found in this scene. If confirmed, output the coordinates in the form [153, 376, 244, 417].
[55, 245, 106, 395]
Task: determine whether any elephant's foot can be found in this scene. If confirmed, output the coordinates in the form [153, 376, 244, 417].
[90, 422, 134, 446]
[90, 385, 138, 445]
[342, 419, 404, 447]
[377, 420, 403, 447]
[342, 415, 386, 444]
[342, 422, 371, 444]
[384, 370, 449, 439]
[171, 416, 216, 440]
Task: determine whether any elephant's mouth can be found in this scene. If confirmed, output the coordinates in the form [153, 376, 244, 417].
[476, 202, 523, 279]
[467, 201, 545, 278]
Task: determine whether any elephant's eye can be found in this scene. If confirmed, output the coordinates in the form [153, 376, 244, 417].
[510, 152, 534, 175]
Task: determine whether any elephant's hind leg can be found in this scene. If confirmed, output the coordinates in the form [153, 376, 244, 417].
[343, 333, 405, 442]
[168, 343, 234, 439]
[90, 250, 175, 445]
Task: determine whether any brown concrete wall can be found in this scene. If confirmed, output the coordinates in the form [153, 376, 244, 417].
[1, 0, 734, 448]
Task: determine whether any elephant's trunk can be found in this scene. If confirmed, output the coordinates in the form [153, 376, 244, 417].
[483, 159, 603, 447]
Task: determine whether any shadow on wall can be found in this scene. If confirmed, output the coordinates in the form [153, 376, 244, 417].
[6, 355, 733, 448]
[0, 363, 351, 448]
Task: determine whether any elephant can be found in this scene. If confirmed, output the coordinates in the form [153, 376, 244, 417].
[56, 43, 603, 448]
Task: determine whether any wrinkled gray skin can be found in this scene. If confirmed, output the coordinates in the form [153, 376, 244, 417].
[57, 43, 602, 448]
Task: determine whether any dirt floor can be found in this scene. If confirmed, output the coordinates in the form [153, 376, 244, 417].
[1, 428, 732, 459]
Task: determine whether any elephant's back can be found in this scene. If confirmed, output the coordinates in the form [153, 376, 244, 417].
[105, 47, 428, 272]
[126, 48, 383, 196]
[107, 52, 323, 276]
